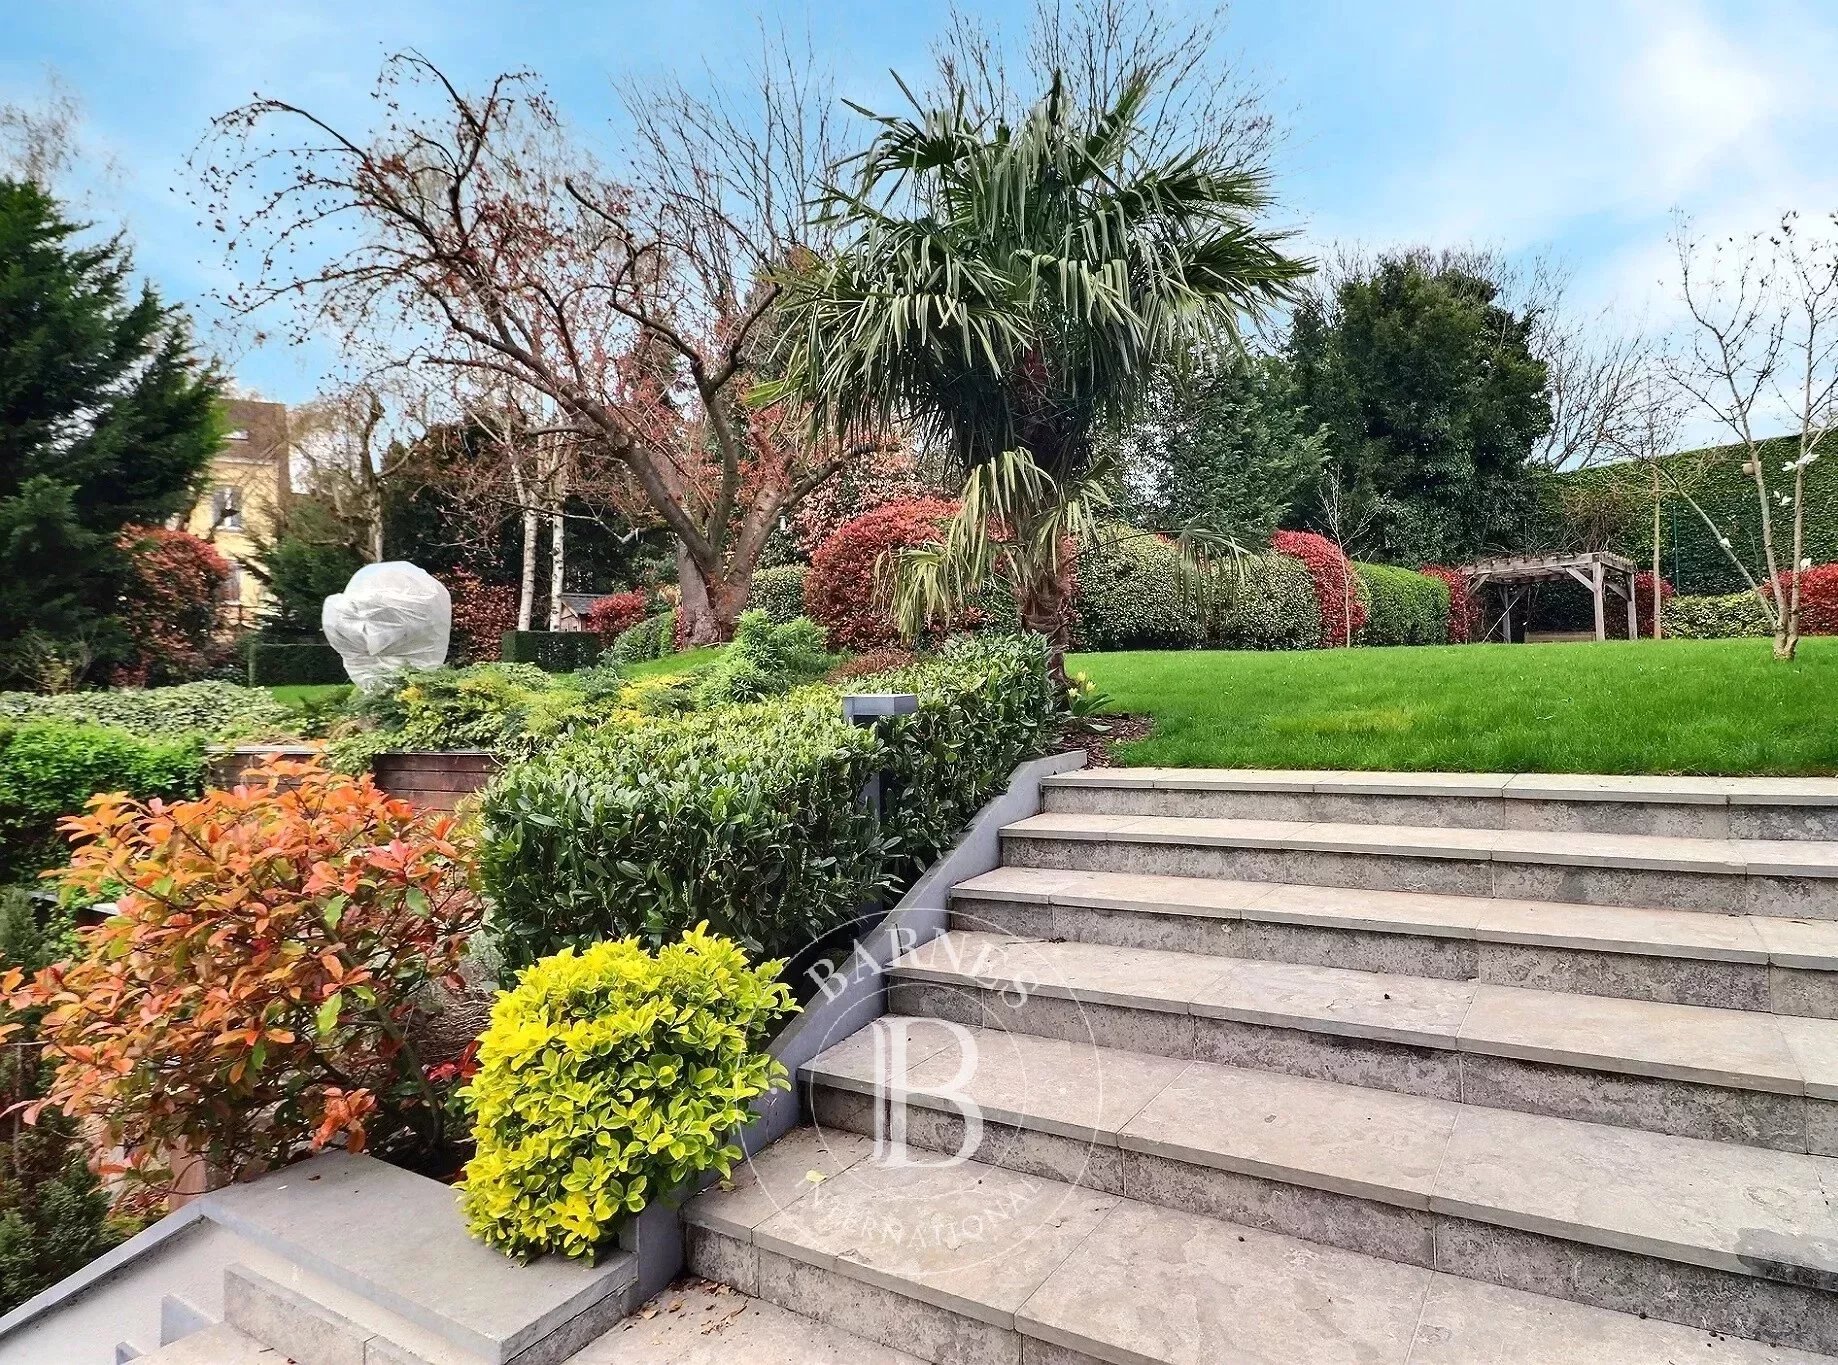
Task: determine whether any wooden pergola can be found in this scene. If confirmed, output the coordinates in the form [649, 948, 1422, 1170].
[1458, 551, 1640, 642]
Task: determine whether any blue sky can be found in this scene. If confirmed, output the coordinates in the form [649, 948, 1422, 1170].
[4, 0, 1836, 405]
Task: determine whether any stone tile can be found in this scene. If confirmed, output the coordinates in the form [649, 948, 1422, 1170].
[810, 1082, 882, 1140]
[1475, 942, 1770, 1010]
[1194, 1016, 1463, 1101]
[1407, 1270, 1838, 1364]
[1776, 1015, 1838, 1100]
[1473, 899, 1767, 961]
[1190, 958, 1476, 1048]
[1036, 784, 1165, 816]
[1457, 1051, 1808, 1151]
[683, 1126, 876, 1239]
[1747, 876, 1838, 920]
[1311, 771, 1513, 797]
[951, 901, 1057, 939]
[1052, 903, 1243, 956]
[904, 1108, 1128, 1197]
[1289, 849, 1496, 897]
[1808, 1099, 1838, 1158]
[1733, 805, 1838, 841]
[754, 1247, 1021, 1365]
[1102, 814, 1314, 847]
[1756, 916, 1838, 970]
[1016, 1198, 1432, 1365]
[1774, 966, 1838, 1020]
[1245, 921, 1478, 980]
[1491, 861, 1743, 913]
[683, 1225, 759, 1296]
[1501, 797, 1731, 838]
[1306, 793, 1500, 828]
[1046, 869, 1271, 917]
[580, 1279, 931, 1364]
[222, 1266, 368, 1365]
[1120, 1147, 1436, 1266]
[896, 933, 1229, 1014]
[952, 867, 1084, 904]
[1128, 787, 1324, 821]
[1432, 1217, 1838, 1357]
[1004, 992, 1198, 1060]
[1145, 767, 1335, 791]
[1246, 884, 1490, 938]
[1723, 777, 1838, 805]
[749, 1156, 1116, 1329]
[803, 1018, 967, 1093]
[1455, 983, 1801, 1092]
[1742, 840, 1838, 879]
[1117, 1061, 1458, 1209]
[999, 812, 1148, 840]
[1430, 1105, 1838, 1282]
[1287, 821, 1503, 859]
[1020, 1340, 1109, 1365]
[1501, 772, 1734, 804]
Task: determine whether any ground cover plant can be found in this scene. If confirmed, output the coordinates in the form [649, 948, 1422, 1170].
[0, 681, 291, 742]
[1070, 638, 1838, 774]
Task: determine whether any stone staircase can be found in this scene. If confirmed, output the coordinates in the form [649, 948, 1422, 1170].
[685, 768, 1838, 1363]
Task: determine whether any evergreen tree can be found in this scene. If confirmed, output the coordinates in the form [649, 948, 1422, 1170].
[0, 180, 223, 685]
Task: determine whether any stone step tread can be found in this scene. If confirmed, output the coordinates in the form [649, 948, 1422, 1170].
[136, 1323, 282, 1364]
[200, 1152, 635, 1362]
[802, 1019, 1838, 1283]
[954, 865, 1838, 966]
[685, 1127, 1834, 1363]
[570, 1279, 927, 1363]
[1003, 811, 1838, 877]
[891, 930, 1838, 1097]
[1045, 767, 1838, 806]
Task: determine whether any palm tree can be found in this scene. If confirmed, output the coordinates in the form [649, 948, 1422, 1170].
[767, 69, 1310, 680]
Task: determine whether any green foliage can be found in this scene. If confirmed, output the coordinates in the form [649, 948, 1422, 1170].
[1664, 591, 1772, 640]
[479, 634, 1055, 968]
[1217, 553, 1322, 651]
[0, 721, 206, 880]
[1116, 348, 1327, 540]
[0, 681, 289, 741]
[609, 610, 678, 664]
[499, 630, 604, 674]
[1074, 528, 1206, 651]
[249, 641, 347, 687]
[259, 501, 367, 633]
[0, 886, 125, 1313]
[692, 612, 832, 707]
[459, 927, 795, 1262]
[1354, 563, 1451, 646]
[749, 565, 809, 625]
[1289, 251, 1550, 564]
[0, 180, 224, 686]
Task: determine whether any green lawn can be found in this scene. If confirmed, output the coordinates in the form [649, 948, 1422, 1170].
[1069, 637, 1838, 775]
[622, 646, 727, 679]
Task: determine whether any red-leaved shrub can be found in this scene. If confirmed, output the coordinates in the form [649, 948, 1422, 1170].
[7, 759, 482, 1209]
[1763, 563, 1838, 635]
[806, 498, 960, 649]
[443, 569, 519, 662]
[1273, 530, 1366, 648]
[582, 590, 649, 644]
[114, 526, 229, 685]
[787, 449, 932, 557]
[1418, 565, 1479, 643]
[1634, 571, 1675, 638]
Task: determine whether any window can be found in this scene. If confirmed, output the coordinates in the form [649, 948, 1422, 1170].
[212, 486, 243, 531]
[220, 557, 244, 602]
[225, 429, 249, 442]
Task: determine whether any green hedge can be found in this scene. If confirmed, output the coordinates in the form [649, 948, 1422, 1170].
[749, 566, 809, 625]
[0, 681, 289, 741]
[1217, 553, 1320, 650]
[478, 634, 1055, 969]
[249, 642, 347, 687]
[1354, 563, 1451, 645]
[1074, 529, 1208, 650]
[608, 610, 678, 663]
[0, 721, 206, 881]
[1664, 591, 1772, 640]
[499, 630, 603, 673]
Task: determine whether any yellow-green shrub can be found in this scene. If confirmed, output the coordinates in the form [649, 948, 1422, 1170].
[457, 926, 796, 1262]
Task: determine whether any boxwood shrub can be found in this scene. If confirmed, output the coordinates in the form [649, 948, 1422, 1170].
[609, 610, 678, 663]
[1665, 591, 1772, 639]
[1217, 553, 1320, 651]
[749, 565, 809, 625]
[478, 633, 1055, 968]
[1074, 527, 1207, 650]
[249, 641, 348, 687]
[499, 630, 603, 673]
[1354, 564, 1451, 646]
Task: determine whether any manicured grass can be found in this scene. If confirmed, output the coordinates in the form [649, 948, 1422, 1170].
[1068, 637, 1838, 775]
[623, 646, 726, 679]
[265, 683, 354, 709]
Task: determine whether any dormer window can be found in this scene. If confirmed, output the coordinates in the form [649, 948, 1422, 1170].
[226, 429, 249, 442]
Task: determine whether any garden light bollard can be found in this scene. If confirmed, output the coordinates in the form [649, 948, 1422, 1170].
[842, 692, 919, 820]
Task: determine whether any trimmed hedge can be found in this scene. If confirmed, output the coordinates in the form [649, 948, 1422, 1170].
[1217, 553, 1320, 650]
[1421, 565, 1479, 643]
[1273, 530, 1366, 647]
[609, 610, 678, 664]
[500, 630, 603, 673]
[1664, 592, 1772, 640]
[249, 641, 347, 687]
[0, 681, 289, 741]
[477, 634, 1055, 968]
[0, 721, 206, 880]
[1354, 563, 1451, 646]
[749, 566, 809, 625]
[1075, 529, 1206, 650]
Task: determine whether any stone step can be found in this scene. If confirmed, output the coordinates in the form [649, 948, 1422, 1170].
[1001, 811, 1838, 916]
[888, 930, 1838, 1153]
[133, 1323, 280, 1364]
[802, 1018, 1838, 1350]
[683, 1124, 1838, 1362]
[1043, 767, 1838, 839]
[951, 866, 1838, 1016]
[579, 1279, 928, 1364]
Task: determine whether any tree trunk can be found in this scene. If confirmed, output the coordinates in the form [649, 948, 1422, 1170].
[1019, 573, 1072, 690]
[516, 507, 537, 632]
[675, 544, 753, 646]
[1651, 465, 1662, 640]
[546, 506, 565, 631]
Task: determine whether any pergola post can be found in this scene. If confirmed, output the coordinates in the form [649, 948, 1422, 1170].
[1591, 560, 1606, 641]
[1626, 569, 1639, 641]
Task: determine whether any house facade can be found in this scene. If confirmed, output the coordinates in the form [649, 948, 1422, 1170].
[180, 398, 291, 622]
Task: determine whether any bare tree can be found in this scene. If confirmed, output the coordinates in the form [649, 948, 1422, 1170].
[1664, 213, 1838, 660]
[1316, 465, 1380, 646]
[199, 47, 871, 643]
[289, 380, 432, 562]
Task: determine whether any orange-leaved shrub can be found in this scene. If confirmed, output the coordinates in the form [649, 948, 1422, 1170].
[5, 759, 482, 1209]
